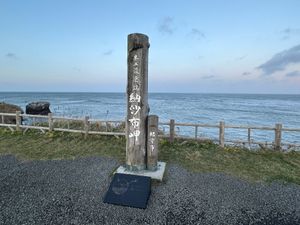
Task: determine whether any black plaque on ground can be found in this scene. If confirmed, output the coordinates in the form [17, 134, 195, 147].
[103, 173, 151, 209]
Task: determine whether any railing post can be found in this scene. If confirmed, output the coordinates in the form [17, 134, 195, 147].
[169, 119, 175, 143]
[219, 121, 225, 147]
[84, 116, 89, 139]
[16, 111, 21, 131]
[1, 115, 4, 124]
[248, 128, 251, 149]
[48, 113, 53, 132]
[275, 123, 282, 151]
[147, 115, 159, 171]
[195, 125, 198, 139]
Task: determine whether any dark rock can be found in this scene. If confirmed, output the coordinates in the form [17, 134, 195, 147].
[26, 102, 51, 115]
[0, 102, 24, 124]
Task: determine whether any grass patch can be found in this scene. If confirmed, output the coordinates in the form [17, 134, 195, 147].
[33, 120, 126, 133]
[0, 128, 299, 185]
[0, 128, 125, 161]
[159, 139, 300, 185]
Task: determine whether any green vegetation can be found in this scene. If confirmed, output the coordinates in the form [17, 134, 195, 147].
[159, 139, 300, 185]
[0, 128, 125, 161]
[34, 120, 126, 133]
[0, 128, 299, 185]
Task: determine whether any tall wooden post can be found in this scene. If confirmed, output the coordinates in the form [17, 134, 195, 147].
[48, 113, 53, 132]
[248, 128, 251, 148]
[169, 119, 175, 143]
[147, 115, 159, 171]
[16, 111, 21, 131]
[274, 123, 282, 151]
[195, 125, 198, 139]
[126, 33, 150, 171]
[84, 116, 89, 139]
[219, 121, 225, 148]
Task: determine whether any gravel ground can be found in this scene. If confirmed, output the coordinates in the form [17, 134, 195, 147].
[0, 155, 299, 225]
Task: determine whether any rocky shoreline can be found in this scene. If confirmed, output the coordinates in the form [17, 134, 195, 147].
[0, 102, 51, 124]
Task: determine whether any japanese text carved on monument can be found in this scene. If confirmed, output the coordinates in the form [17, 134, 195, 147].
[128, 54, 141, 142]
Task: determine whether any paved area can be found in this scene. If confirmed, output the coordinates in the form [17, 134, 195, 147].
[0, 155, 299, 225]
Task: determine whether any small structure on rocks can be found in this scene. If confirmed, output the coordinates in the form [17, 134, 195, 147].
[26, 102, 51, 115]
[0, 102, 23, 124]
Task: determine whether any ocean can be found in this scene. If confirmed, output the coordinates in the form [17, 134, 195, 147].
[1, 92, 299, 146]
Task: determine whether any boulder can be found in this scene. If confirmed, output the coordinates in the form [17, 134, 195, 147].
[26, 102, 51, 115]
[0, 102, 24, 124]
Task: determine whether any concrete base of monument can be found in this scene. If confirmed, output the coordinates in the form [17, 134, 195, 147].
[115, 162, 166, 181]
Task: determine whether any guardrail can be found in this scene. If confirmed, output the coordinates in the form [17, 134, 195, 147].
[159, 119, 300, 151]
[0, 112, 125, 137]
[1, 112, 300, 151]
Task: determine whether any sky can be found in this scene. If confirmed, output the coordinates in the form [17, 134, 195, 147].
[0, 0, 300, 93]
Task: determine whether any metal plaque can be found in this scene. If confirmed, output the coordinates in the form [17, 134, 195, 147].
[103, 173, 151, 209]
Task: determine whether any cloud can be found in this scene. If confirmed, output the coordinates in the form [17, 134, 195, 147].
[73, 67, 81, 72]
[286, 70, 300, 77]
[280, 28, 300, 40]
[202, 75, 215, 79]
[242, 72, 251, 76]
[236, 55, 247, 61]
[281, 28, 300, 35]
[281, 36, 289, 41]
[103, 50, 113, 56]
[189, 28, 205, 40]
[5, 53, 18, 59]
[257, 44, 300, 75]
[158, 17, 175, 35]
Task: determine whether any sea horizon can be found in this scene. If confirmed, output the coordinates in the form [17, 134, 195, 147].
[1, 92, 299, 145]
[1, 91, 300, 95]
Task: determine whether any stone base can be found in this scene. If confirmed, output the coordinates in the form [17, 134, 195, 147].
[115, 162, 166, 181]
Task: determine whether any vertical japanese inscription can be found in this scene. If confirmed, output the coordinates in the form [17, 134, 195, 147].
[149, 132, 156, 153]
[128, 54, 141, 141]
[126, 33, 149, 171]
[147, 115, 158, 171]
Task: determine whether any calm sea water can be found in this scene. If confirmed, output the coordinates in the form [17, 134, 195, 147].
[1, 92, 299, 146]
